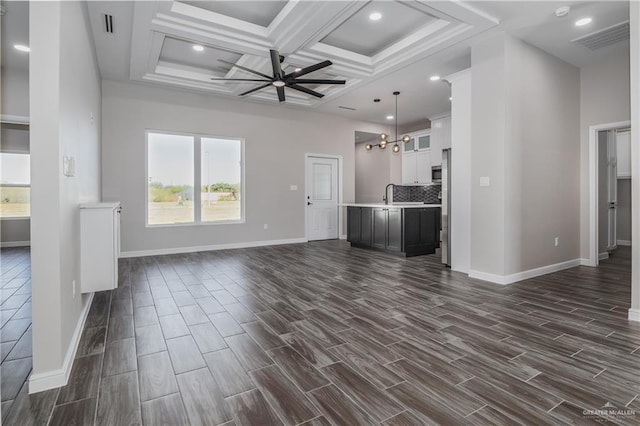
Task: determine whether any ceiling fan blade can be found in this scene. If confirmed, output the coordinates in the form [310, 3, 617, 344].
[290, 79, 346, 85]
[239, 83, 272, 96]
[287, 60, 332, 78]
[276, 85, 285, 102]
[218, 59, 272, 79]
[210, 78, 272, 82]
[287, 84, 324, 98]
[270, 49, 283, 80]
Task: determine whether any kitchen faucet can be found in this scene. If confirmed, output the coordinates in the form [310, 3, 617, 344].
[383, 183, 395, 205]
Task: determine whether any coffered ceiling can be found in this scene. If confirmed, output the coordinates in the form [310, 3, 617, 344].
[87, 0, 498, 118]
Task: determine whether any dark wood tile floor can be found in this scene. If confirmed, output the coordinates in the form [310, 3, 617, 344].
[0, 246, 33, 424]
[2, 242, 639, 425]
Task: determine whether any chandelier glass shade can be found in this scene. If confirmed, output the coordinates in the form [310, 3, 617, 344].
[365, 91, 410, 153]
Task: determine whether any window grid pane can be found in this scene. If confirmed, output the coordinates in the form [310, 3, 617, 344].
[147, 133, 195, 225]
[201, 138, 242, 223]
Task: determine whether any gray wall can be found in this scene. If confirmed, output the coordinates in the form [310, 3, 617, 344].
[1, 66, 31, 246]
[617, 179, 632, 243]
[355, 142, 394, 204]
[579, 50, 630, 259]
[470, 33, 580, 277]
[30, 0, 102, 377]
[101, 80, 386, 254]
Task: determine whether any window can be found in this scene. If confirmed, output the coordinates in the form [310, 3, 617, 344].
[0, 153, 30, 218]
[147, 131, 243, 226]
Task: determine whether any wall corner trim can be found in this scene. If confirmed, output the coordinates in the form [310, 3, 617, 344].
[119, 237, 308, 258]
[0, 241, 31, 248]
[469, 258, 582, 285]
[28, 292, 95, 394]
[629, 308, 640, 322]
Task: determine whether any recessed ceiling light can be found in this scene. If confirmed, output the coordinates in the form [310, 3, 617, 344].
[369, 12, 382, 21]
[192, 44, 204, 52]
[555, 6, 571, 18]
[430, 75, 441, 81]
[294, 68, 302, 72]
[14, 44, 30, 53]
[575, 17, 592, 26]
[449, 97, 453, 101]
[386, 115, 394, 120]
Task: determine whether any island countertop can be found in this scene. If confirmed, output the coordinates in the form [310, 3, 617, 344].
[340, 202, 441, 209]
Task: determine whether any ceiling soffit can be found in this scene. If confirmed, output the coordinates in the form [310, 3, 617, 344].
[129, 1, 498, 106]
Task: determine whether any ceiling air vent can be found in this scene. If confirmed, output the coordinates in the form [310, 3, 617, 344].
[338, 106, 356, 111]
[571, 21, 629, 50]
[103, 14, 114, 33]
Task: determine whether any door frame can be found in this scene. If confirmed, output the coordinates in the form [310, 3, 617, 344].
[589, 120, 631, 266]
[304, 153, 343, 242]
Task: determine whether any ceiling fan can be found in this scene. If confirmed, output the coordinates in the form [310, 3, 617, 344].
[210, 49, 346, 102]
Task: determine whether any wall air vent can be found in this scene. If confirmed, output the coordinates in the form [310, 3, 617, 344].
[338, 106, 356, 111]
[104, 14, 114, 33]
[571, 21, 629, 50]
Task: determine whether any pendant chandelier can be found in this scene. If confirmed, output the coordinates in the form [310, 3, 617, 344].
[365, 91, 411, 153]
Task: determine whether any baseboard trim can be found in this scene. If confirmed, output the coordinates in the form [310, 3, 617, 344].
[1, 241, 30, 248]
[120, 238, 308, 258]
[599, 252, 609, 260]
[629, 308, 640, 322]
[617, 240, 632, 246]
[28, 292, 94, 394]
[580, 258, 595, 266]
[469, 258, 582, 285]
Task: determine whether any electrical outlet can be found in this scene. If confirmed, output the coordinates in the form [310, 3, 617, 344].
[264, 224, 268, 230]
[72, 279, 77, 298]
[554, 237, 559, 247]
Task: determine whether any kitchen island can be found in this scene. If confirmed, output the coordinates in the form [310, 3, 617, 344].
[342, 203, 441, 257]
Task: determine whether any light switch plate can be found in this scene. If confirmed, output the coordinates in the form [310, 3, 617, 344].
[479, 176, 490, 187]
[63, 156, 75, 177]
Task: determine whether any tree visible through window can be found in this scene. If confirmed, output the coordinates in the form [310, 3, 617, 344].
[147, 132, 243, 226]
[0, 153, 30, 218]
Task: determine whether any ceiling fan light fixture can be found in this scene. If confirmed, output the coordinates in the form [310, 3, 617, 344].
[272, 80, 286, 87]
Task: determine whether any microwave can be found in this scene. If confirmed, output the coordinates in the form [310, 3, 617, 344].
[432, 165, 442, 182]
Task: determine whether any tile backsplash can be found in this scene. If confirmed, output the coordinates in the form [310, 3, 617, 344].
[393, 184, 441, 204]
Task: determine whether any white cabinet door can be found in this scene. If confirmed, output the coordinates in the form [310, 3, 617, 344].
[441, 116, 452, 149]
[402, 152, 417, 184]
[430, 121, 442, 167]
[416, 150, 432, 184]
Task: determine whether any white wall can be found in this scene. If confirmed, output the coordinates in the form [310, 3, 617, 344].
[579, 50, 630, 259]
[30, 1, 102, 389]
[617, 178, 631, 243]
[1, 68, 31, 245]
[630, 1, 640, 321]
[469, 33, 580, 281]
[101, 81, 386, 254]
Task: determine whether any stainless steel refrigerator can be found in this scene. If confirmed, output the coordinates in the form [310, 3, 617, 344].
[441, 149, 451, 267]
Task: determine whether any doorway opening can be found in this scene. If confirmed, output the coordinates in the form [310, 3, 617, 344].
[589, 120, 632, 266]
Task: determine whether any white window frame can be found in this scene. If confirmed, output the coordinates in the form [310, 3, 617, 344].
[145, 129, 245, 228]
[0, 151, 31, 220]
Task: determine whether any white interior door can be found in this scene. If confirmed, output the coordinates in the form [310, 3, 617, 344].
[607, 130, 618, 251]
[306, 156, 339, 241]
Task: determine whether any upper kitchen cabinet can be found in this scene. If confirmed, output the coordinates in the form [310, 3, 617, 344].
[402, 130, 432, 185]
[429, 114, 451, 167]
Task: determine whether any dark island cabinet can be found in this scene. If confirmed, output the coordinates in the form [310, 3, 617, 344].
[347, 207, 372, 246]
[347, 206, 440, 257]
